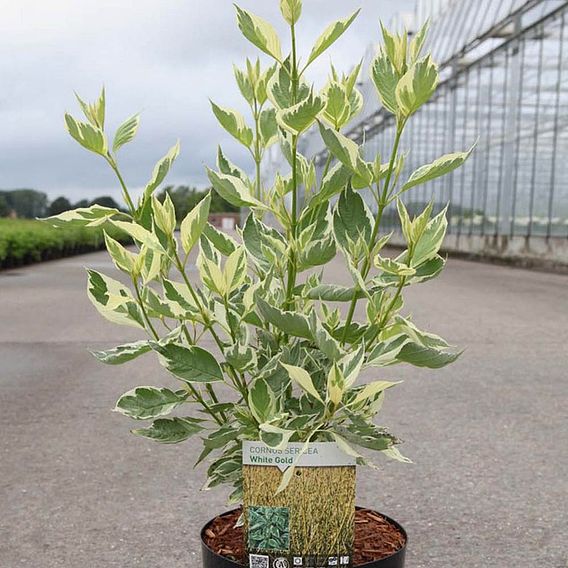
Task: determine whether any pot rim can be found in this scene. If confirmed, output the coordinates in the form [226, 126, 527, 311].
[200, 506, 407, 567]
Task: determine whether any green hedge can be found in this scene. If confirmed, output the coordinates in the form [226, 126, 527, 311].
[0, 219, 130, 269]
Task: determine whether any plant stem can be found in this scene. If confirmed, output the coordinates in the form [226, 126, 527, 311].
[320, 152, 333, 183]
[340, 122, 405, 345]
[133, 277, 224, 426]
[172, 248, 248, 398]
[181, 322, 226, 420]
[291, 23, 298, 101]
[105, 162, 226, 425]
[285, 22, 300, 310]
[189, 386, 225, 426]
[223, 295, 237, 343]
[132, 278, 160, 339]
[253, 99, 262, 201]
[173, 250, 222, 346]
[285, 134, 299, 309]
[107, 157, 136, 216]
[367, 238, 415, 346]
[367, 276, 407, 347]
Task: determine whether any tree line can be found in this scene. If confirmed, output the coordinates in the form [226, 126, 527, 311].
[0, 186, 237, 220]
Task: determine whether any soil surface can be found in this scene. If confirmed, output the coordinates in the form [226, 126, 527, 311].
[203, 508, 405, 566]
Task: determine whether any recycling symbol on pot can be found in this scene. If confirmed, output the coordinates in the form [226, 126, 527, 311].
[273, 558, 289, 568]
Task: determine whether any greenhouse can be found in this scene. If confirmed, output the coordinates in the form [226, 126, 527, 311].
[264, 0, 568, 265]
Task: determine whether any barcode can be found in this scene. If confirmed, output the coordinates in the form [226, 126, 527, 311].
[249, 553, 270, 568]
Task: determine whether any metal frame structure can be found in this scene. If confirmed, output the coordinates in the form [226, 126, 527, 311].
[293, 0, 568, 242]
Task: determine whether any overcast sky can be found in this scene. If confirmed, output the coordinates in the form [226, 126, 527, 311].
[0, 0, 414, 204]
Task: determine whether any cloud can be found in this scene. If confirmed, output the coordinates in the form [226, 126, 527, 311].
[0, 0, 413, 203]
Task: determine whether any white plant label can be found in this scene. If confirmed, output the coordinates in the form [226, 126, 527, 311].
[243, 441, 356, 472]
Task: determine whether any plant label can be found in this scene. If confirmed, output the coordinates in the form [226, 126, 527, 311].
[243, 441, 355, 568]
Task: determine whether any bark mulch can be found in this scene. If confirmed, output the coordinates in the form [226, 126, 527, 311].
[203, 507, 406, 566]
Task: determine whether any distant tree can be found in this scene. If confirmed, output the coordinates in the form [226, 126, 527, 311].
[74, 199, 90, 209]
[0, 189, 48, 218]
[157, 185, 238, 223]
[0, 195, 9, 217]
[48, 196, 73, 216]
[90, 196, 121, 210]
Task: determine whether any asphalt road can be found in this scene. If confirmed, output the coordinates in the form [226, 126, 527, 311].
[1, 250, 567, 567]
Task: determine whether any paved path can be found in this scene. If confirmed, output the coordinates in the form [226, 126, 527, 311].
[0, 251, 566, 567]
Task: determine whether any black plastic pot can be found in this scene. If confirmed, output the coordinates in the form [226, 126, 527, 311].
[201, 507, 407, 568]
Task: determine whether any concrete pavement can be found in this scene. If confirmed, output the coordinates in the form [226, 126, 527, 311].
[0, 251, 567, 567]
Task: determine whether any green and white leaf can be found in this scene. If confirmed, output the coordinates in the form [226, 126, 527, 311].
[375, 255, 416, 277]
[132, 417, 204, 444]
[202, 222, 238, 256]
[309, 162, 351, 208]
[162, 279, 199, 318]
[243, 213, 287, 271]
[256, 298, 313, 340]
[339, 344, 365, 388]
[366, 335, 410, 366]
[152, 193, 176, 236]
[259, 423, 294, 450]
[410, 20, 429, 63]
[371, 50, 399, 115]
[86, 269, 144, 329]
[396, 341, 461, 368]
[180, 193, 211, 254]
[277, 91, 325, 134]
[280, 0, 302, 25]
[206, 168, 266, 209]
[411, 207, 448, 267]
[151, 342, 224, 383]
[235, 5, 282, 61]
[217, 146, 248, 181]
[382, 445, 413, 463]
[225, 343, 257, 372]
[331, 432, 366, 461]
[91, 340, 151, 365]
[337, 418, 396, 452]
[297, 235, 336, 271]
[321, 81, 350, 129]
[310, 313, 343, 362]
[104, 232, 137, 274]
[268, 64, 310, 110]
[351, 380, 401, 406]
[333, 186, 374, 251]
[197, 252, 226, 296]
[396, 55, 438, 116]
[143, 142, 180, 199]
[115, 386, 188, 420]
[318, 121, 371, 184]
[64, 113, 107, 156]
[380, 23, 408, 74]
[401, 148, 473, 193]
[281, 364, 323, 403]
[234, 64, 254, 104]
[75, 88, 105, 129]
[210, 101, 253, 148]
[223, 246, 248, 294]
[111, 220, 164, 253]
[41, 204, 121, 228]
[306, 10, 360, 66]
[326, 364, 345, 406]
[248, 378, 277, 424]
[303, 283, 364, 302]
[259, 107, 278, 147]
[113, 114, 140, 152]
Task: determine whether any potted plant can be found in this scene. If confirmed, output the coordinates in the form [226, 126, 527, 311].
[45, 2, 472, 566]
